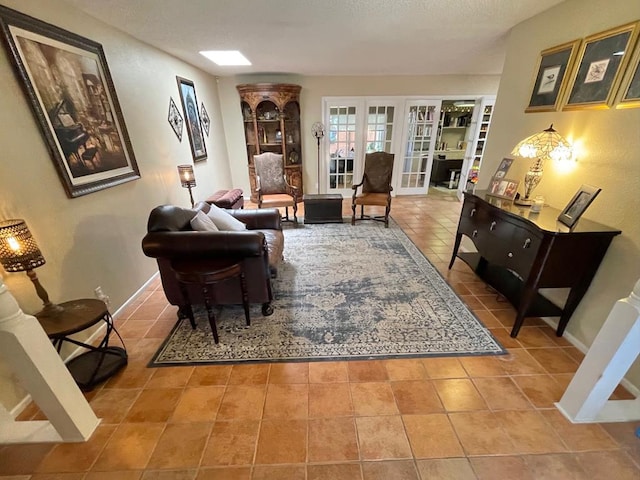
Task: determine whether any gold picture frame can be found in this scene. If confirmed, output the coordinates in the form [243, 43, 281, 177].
[563, 22, 639, 110]
[614, 34, 640, 109]
[526, 40, 580, 112]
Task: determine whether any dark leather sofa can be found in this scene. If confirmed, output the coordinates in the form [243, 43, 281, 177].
[141, 202, 283, 317]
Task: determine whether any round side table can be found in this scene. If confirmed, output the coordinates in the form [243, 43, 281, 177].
[36, 298, 127, 391]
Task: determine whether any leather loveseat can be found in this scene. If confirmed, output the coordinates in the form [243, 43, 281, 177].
[141, 202, 283, 317]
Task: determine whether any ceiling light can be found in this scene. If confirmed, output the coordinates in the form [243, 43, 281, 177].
[199, 50, 251, 66]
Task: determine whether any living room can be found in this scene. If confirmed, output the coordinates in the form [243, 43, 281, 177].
[0, 0, 639, 475]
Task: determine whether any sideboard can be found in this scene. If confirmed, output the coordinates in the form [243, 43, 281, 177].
[449, 191, 621, 337]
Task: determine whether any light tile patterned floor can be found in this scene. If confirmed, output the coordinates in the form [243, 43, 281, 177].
[2, 191, 638, 479]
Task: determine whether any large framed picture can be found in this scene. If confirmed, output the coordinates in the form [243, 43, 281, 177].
[176, 76, 207, 162]
[563, 22, 639, 110]
[557, 184, 601, 228]
[0, 5, 140, 197]
[526, 40, 580, 112]
[614, 35, 640, 109]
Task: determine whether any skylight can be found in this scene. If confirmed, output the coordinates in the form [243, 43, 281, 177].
[199, 50, 251, 66]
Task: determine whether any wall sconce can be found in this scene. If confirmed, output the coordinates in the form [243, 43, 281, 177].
[0, 219, 63, 316]
[177, 164, 196, 208]
[511, 124, 573, 205]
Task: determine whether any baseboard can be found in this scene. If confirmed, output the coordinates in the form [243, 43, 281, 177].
[9, 272, 160, 418]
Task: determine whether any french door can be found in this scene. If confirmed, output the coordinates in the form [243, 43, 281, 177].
[395, 100, 441, 195]
[323, 98, 401, 197]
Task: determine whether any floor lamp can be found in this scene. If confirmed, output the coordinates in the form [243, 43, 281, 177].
[312, 122, 325, 194]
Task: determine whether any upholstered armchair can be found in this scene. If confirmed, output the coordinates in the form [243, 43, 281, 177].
[351, 151, 395, 228]
[254, 152, 298, 224]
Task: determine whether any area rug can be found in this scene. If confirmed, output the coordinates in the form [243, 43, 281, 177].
[149, 219, 505, 366]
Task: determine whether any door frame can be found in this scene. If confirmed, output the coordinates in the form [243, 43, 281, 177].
[320, 95, 494, 196]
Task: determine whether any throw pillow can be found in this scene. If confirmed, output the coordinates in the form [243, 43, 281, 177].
[190, 210, 219, 232]
[206, 204, 247, 231]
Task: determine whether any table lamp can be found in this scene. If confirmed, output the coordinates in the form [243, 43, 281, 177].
[177, 164, 196, 207]
[0, 219, 63, 316]
[511, 124, 573, 205]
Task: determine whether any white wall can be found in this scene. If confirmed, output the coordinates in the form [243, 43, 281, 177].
[0, 0, 230, 410]
[217, 74, 500, 195]
[481, 0, 640, 387]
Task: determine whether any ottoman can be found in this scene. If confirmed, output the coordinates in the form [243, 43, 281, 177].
[303, 194, 343, 224]
[205, 189, 244, 209]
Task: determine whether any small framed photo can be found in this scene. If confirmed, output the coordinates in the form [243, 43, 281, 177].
[491, 158, 514, 180]
[557, 184, 601, 228]
[614, 35, 640, 109]
[563, 22, 639, 110]
[488, 178, 520, 201]
[526, 40, 580, 112]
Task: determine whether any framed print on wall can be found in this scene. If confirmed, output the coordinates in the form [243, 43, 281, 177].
[614, 35, 640, 109]
[0, 5, 140, 198]
[563, 22, 639, 110]
[176, 76, 207, 162]
[526, 40, 580, 112]
[167, 97, 183, 141]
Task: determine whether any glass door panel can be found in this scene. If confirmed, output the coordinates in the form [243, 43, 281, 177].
[396, 101, 440, 195]
[327, 104, 360, 196]
[366, 105, 395, 153]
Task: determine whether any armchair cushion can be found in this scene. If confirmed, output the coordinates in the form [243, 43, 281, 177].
[255, 152, 288, 194]
[206, 203, 247, 231]
[190, 210, 219, 231]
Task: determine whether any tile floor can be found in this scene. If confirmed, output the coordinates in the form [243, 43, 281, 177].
[2, 191, 638, 479]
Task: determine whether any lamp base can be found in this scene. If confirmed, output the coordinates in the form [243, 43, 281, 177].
[36, 302, 65, 319]
[514, 198, 533, 206]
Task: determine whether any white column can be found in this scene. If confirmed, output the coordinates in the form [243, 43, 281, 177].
[556, 278, 640, 423]
[0, 279, 100, 444]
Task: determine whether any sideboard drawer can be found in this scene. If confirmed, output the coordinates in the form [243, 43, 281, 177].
[505, 227, 543, 278]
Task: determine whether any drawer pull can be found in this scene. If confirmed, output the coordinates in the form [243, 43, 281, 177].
[523, 238, 532, 249]
[508, 252, 513, 258]
[472, 229, 478, 238]
[489, 221, 497, 231]
[470, 208, 476, 217]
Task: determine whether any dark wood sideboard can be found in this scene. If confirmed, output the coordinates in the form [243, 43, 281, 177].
[449, 191, 621, 337]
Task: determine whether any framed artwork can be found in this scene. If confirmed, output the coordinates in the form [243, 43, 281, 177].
[487, 178, 520, 201]
[200, 102, 210, 136]
[491, 158, 514, 181]
[563, 22, 639, 110]
[176, 76, 207, 162]
[557, 184, 601, 228]
[526, 40, 580, 112]
[167, 97, 183, 141]
[0, 5, 140, 197]
[614, 35, 640, 109]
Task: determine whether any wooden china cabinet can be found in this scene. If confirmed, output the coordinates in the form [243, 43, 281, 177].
[236, 83, 303, 202]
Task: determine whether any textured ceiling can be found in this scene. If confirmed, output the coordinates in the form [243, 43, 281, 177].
[62, 0, 565, 76]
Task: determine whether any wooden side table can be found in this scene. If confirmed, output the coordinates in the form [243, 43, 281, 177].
[36, 299, 127, 391]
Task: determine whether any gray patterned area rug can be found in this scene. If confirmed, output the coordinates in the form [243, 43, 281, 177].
[149, 219, 505, 366]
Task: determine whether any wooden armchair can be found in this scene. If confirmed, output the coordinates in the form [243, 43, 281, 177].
[254, 152, 298, 224]
[351, 151, 395, 228]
